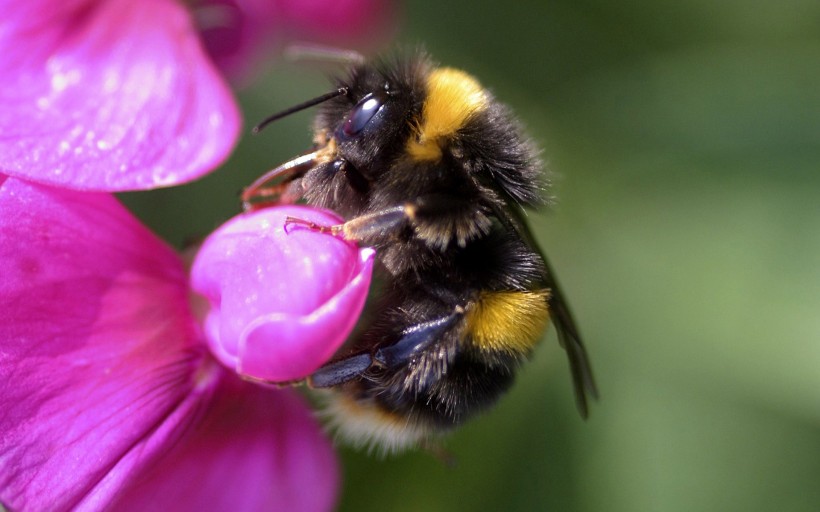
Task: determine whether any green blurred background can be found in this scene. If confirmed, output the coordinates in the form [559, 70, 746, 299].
[123, 0, 820, 510]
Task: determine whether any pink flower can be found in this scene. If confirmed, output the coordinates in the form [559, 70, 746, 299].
[194, 0, 396, 84]
[0, 0, 241, 191]
[0, 2, 391, 509]
[193, 207, 375, 382]
[0, 176, 374, 511]
[0, 0, 393, 191]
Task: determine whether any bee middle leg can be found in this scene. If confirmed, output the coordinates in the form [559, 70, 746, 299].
[285, 193, 488, 248]
[285, 205, 409, 241]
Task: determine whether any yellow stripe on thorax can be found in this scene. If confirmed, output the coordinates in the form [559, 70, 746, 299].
[465, 290, 551, 354]
[406, 67, 489, 162]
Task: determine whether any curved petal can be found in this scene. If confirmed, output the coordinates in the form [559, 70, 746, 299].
[0, 0, 240, 191]
[192, 0, 281, 83]
[192, 0, 396, 84]
[278, 0, 397, 46]
[111, 377, 339, 512]
[0, 177, 212, 511]
[239, 245, 373, 381]
[190, 205, 374, 382]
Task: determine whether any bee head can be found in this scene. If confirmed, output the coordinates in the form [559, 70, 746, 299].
[249, 52, 543, 215]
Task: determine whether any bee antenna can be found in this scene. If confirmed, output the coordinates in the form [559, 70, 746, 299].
[252, 87, 349, 134]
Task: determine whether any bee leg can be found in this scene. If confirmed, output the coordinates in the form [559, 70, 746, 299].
[373, 308, 464, 369]
[307, 307, 465, 388]
[285, 205, 408, 241]
[307, 353, 372, 388]
[342, 195, 489, 248]
[241, 150, 320, 210]
[287, 193, 488, 248]
[242, 182, 300, 211]
[284, 216, 345, 236]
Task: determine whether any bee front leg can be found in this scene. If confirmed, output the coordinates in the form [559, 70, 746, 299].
[241, 150, 321, 210]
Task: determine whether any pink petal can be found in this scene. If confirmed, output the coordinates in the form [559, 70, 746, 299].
[278, 0, 397, 45]
[190, 205, 374, 382]
[192, 0, 396, 84]
[0, 177, 213, 510]
[191, 0, 281, 84]
[0, 0, 240, 191]
[110, 376, 339, 512]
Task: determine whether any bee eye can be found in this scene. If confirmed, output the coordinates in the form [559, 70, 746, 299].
[339, 91, 388, 139]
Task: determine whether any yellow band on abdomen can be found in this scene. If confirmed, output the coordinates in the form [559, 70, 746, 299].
[465, 289, 551, 355]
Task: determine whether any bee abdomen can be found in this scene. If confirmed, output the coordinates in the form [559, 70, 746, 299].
[464, 289, 551, 357]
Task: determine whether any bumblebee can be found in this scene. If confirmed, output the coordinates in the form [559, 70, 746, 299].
[244, 51, 597, 453]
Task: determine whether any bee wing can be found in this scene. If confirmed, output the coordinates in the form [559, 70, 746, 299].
[491, 200, 599, 418]
[539, 248, 599, 418]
